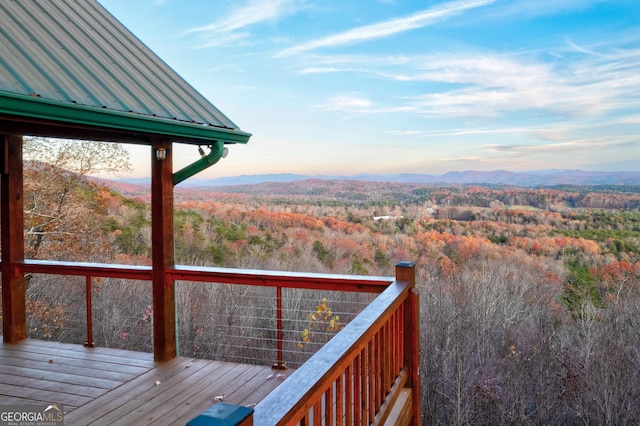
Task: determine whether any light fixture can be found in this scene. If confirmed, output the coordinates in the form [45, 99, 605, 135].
[198, 146, 206, 157]
[222, 147, 229, 158]
[156, 147, 166, 160]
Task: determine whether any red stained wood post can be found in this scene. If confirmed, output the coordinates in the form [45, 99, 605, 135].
[396, 261, 422, 426]
[151, 139, 177, 361]
[273, 286, 286, 369]
[1, 135, 27, 342]
[84, 276, 95, 347]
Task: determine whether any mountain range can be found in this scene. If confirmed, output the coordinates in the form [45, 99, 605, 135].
[117, 170, 640, 188]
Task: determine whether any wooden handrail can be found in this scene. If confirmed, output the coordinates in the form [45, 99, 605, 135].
[10, 260, 393, 292]
[169, 264, 393, 293]
[16, 259, 153, 280]
[252, 269, 418, 425]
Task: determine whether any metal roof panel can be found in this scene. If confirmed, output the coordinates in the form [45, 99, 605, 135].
[0, 0, 249, 142]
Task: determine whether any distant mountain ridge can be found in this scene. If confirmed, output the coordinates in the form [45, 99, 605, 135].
[116, 170, 640, 187]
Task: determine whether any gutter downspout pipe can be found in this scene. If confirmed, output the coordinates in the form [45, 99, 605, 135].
[172, 141, 227, 186]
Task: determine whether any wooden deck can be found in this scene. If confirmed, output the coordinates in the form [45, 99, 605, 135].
[0, 339, 290, 425]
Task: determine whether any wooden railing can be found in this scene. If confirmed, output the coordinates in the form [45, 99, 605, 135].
[13, 260, 393, 357]
[14, 259, 154, 347]
[7, 259, 421, 425]
[252, 262, 421, 426]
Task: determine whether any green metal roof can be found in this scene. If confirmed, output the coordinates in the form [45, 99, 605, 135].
[0, 0, 250, 145]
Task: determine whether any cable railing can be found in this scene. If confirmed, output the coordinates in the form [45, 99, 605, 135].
[12, 260, 389, 366]
[175, 282, 375, 368]
[14, 260, 153, 349]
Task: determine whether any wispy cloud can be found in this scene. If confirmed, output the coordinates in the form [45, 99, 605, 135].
[185, 0, 306, 47]
[297, 54, 410, 74]
[299, 67, 345, 74]
[315, 94, 416, 116]
[299, 33, 640, 123]
[393, 42, 640, 120]
[483, 135, 640, 157]
[316, 95, 375, 112]
[276, 0, 496, 56]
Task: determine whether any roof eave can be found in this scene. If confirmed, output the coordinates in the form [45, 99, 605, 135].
[0, 92, 251, 145]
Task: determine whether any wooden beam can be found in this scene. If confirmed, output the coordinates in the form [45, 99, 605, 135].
[0, 114, 246, 147]
[0, 116, 155, 145]
[150, 139, 176, 361]
[1, 135, 26, 342]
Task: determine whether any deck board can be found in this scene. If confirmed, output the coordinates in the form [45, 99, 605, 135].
[0, 350, 149, 381]
[113, 360, 239, 425]
[83, 358, 224, 425]
[0, 362, 127, 389]
[0, 370, 107, 398]
[0, 339, 290, 425]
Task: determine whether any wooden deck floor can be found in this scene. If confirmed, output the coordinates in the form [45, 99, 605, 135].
[0, 339, 290, 425]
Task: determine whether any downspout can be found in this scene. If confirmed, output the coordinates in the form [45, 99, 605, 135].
[172, 141, 227, 186]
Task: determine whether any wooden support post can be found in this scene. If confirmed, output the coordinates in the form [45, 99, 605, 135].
[1, 135, 27, 342]
[272, 286, 286, 370]
[396, 261, 422, 426]
[84, 276, 95, 347]
[151, 139, 176, 361]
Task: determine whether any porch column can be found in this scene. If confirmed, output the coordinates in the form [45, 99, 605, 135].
[1, 135, 26, 342]
[151, 139, 176, 361]
[396, 261, 422, 426]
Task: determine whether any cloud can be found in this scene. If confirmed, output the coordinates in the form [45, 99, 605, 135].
[276, 0, 496, 56]
[384, 108, 640, 172]
[298, 67, 345, 74]
[315, 94, 418, 117]
[185, 0, 306, 47]
[295, 33, 640, 123]
[393, 42, 640, 120]
[483, 137, 639, 157]
[316, 95, 375, 112]
[295, 54, 410, 75]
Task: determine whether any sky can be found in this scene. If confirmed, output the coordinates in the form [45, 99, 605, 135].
[96, 0, 640, 179]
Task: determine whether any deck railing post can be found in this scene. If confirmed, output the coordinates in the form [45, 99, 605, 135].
[396, 261, 422, 426]
[272, 286, 286, 369]
[84, 275, 95, 347]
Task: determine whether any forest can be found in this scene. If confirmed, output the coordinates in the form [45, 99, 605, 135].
[7, 139, 640, 425]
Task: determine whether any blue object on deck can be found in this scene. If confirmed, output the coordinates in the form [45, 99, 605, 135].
[186, 403, 253, 426]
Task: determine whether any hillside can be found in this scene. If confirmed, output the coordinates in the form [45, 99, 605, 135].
[114, 169, 640, 188]
[97, 176, 640, 212]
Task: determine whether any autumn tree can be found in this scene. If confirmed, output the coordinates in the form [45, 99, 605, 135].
[23, 137, 132, 260]
[22, 137, 133, 343]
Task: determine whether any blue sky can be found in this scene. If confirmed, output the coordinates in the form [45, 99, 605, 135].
[97, 0, 640, 179]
